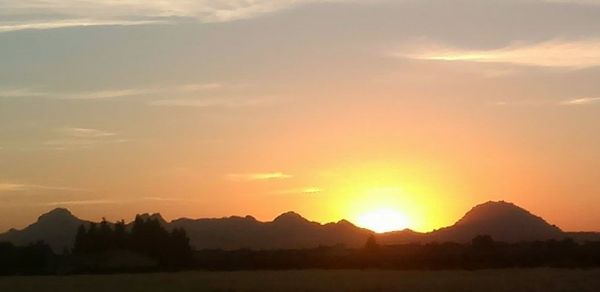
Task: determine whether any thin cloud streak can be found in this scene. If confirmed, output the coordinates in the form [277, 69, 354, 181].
[44, 196, 201, 206]
[562, 97, 600, 105]
[59, 127, 116, 138]
[0, 0, 344, 32]
[0, 19, 169, 33]
[43, 199, 118, 206]
[0, 182, 90, 193]
[492, 97, 600, 107]
[42, 138, 128, 150]
[227, 172, 293, 181]
[397, 39, 600, 68]
[0, 183, 28, 192]
[0, 88, 47, 97]
[149, 96, 277, 108]
[0, 83, 223, 100]
[58, 89, 154, 100]
[275, 187, 323, 195]
[44, 127, 125, 150]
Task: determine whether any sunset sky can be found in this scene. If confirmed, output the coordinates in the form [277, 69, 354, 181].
[1, 0, 600, 233]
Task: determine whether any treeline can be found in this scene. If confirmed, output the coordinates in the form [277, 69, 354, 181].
[0, 241, 55, 275]
[193, 235, 600, 270]
[2, 234, 600, 275]
[73, 216, 192, 269]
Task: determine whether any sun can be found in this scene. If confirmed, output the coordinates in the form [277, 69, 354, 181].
[355, 208, 410, 233]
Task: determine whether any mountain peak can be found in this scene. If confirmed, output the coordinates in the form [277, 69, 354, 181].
[337, 219, 354, 225]
[438, 200, 563, 242]
[273, 211, 308, 224]
[457, 200, 548, 226]
[38, 208, 76, 223]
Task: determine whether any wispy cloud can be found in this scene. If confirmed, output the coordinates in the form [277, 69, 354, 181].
[492, 96, 600, 107]
[59, 127, 116, 138]
[227, 172, 293, 181]
[0, 183, 28, 192]
[561, 97, 600, 105]
[141, 196, 202, 202]
[0, 182, 89, 193]
[42, 196, 200, 206]
[43, 199, 117, 206]
[545, 0, 600, 4]
[0, 87, 147, 99]
[0, 83, 223, 100]
[275, 187, 323, 195]
[175, 83, 224, 92]
[491, 100, 552, 107]
[0, 1, 341, 33]
[149, 96, 278, 108]
[44, 127, 125, 150]
[0, 88, 47, 97]
[396, 39, 600, 68]
[0, 19, 169, 33]
[59, 89, 153, 100]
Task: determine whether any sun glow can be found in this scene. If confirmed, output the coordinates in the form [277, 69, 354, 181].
[318, 163, 454, 232]
[355, 208, 410, 233]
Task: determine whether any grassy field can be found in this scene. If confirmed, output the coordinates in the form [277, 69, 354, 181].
[1, 269, 600, 292]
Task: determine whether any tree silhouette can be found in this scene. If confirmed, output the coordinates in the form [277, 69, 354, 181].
[364, 234, 380, 251]
[72, 216, 192, 268]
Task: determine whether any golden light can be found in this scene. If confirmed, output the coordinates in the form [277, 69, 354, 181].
[316, 163, 455, 233]
[355, 208, 410, 233]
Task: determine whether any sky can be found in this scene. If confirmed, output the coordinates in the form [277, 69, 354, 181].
[1, 0, 600, 233]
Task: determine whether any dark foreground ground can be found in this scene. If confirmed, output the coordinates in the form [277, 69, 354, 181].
[1, 269, 599, 292]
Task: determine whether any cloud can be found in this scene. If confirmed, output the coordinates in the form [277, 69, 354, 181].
[0, 0, 342, 32]
[396, 39, 600, 68]
[545, 0, 600, 4]
[561, 97, 600, 105]
[0, 88, 47, 97]
[275, 187, 323, 194]
[43, 199, 118, 206]
[43, 196, 200, 206]
[0, 183, 28, 192]
[491, 97, 600, 107]
[176, 83, 224, 92]
[0, 19, 169, 33]
[43, 138, 127, 149]
[0, 87, 149, 99]
[59, 89, 154, 100]
[141, 196, 202, 202]
[44, 127, 125, 150]
[59, 127, 116, 138]
[0, 182, 89, 193]
[227, 172, 293, 181]
[149, 96, 277, 108]
[0, 83, 223, 100]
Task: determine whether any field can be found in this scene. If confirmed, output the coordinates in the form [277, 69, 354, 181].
[1, 269, 600, 292]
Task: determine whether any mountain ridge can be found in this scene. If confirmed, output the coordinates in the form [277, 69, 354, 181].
[1, 201, 596, 252]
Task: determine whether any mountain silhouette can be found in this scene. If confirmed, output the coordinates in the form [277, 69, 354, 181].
[170, 211, 372, 250]
[0, 208, 89, 252]
[380, 201, 567, 244]
[272, 211, 309, 225]
[0, 201, 596, 252]
[426, 201, 564, 242]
